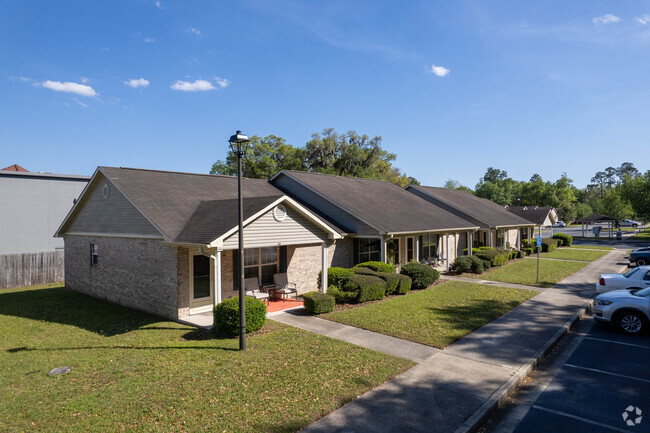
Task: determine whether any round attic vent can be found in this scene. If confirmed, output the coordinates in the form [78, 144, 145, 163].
[102, 183, 110, 199]
[273, 204, 287, 222]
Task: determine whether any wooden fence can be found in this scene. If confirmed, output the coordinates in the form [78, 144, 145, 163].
[0, 250, 64, 289]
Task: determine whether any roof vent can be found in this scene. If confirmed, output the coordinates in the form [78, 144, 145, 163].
[102, 183, 110, 199]
[273, 204, 287, 222]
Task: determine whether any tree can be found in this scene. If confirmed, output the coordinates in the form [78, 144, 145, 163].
[444, 179, 471, 192]
[474, 168, 518, 205]
[601, 188, 634, 222]
[620, 171, 650, 221]
[616, 162, 639, 183]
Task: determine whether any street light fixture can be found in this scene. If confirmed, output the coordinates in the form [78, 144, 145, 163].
[228, 130, 251, 351]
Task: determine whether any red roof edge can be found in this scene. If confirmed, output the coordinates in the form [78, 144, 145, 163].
[1, 164, 29, 172]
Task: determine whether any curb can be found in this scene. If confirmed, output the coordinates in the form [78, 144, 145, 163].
[452, 298, 593, 433]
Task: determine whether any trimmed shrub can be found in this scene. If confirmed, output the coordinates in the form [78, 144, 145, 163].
[378, 272, 400, 294]
[482, 259, 492, 269]
[525, 248, 534, 256]
[510, 251, 518, 260]
[400, 262, 440, 290]
[479, 246, 495, 250]
[462, 248, 481, 255]
[553, 233, 573, 247]
[468, 255, 484, 274]
[540, 238, 558, 252]
[475, 248, 511, 267]
[303, 291, 335, 314]
[395, 274, 412, 294]
[214, 297, 266, 335]
[328, 286, 357, 304]
[354, 266, 379, 276]
[319, 267, 354, 289]
[515, 250, 524, 259]
[342, 275, 387, 303]
[355, 261, 396, 274]
[451, 256, 473, 274]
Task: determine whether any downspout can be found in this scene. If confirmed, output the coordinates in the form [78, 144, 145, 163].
[198, 247, 219, 309]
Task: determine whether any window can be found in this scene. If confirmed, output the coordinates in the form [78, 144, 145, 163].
[358, 238, 381, 263]
[192, 255, 211, 299]
[90, 244, 98, 266]
[419, 234, 439, 260]
[407, 237, 414, 262]
[386, 239, 399, 265]
[243, 247, 278, 285]
[644, 271, 650, 281]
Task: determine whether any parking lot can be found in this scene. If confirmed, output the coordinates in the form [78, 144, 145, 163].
[512, 317, 650, 433]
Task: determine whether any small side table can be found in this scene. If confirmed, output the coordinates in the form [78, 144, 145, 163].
[261, 284, 279, 301]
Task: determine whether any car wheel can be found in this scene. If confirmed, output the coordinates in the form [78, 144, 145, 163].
[637, 258, 648, 266]
[633, 224, 638, 228]
[616, 311, 645, 334]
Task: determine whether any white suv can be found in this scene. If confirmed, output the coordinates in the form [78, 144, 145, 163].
[593, 288, 650, 334]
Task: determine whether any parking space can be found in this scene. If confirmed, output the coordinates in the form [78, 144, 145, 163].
[513, 318, 650, 433]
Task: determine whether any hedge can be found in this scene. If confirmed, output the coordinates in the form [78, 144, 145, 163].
[525, 248, 534, 256]
[475, 248, 511, 266]
[400, 262, 440, 290]
[462, 248, 481, 255]
[303, 291, 335, 314]
[342, 274, 387, 303]
[482, 259, 492, 269]
[451, 256, 473, 274]
[319, 267, 355, 289]
[540, 237, 559, 252]
[395, 274, 412, 294]
[354, 266, 379, 276]
[515, 250, 524, 259]
[479, 246, 495, 250]
[468, 255, 484, 274]
[327, 286, 357, 304]
[378, 272, 400, 294]
[214, 297, 266, 335]
[355, 261, 396, 274]
[552, 233, 573, 247]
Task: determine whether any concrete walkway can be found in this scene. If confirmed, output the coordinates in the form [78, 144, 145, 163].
[273, 248, 630, 433]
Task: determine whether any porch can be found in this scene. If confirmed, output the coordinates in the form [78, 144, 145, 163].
[182, 297, 305, 328]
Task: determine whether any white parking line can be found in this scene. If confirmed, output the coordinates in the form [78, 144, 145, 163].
[583, 336, 650, 350]
[565, 363, 650, 384]
[531, 405, 634, 433]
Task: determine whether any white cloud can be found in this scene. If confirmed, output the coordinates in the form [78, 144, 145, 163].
[80, 77, 89, 83]
[144, 37, 155, 43]
[592, 14, 621, 24]
[428, 65, 450, 77]
[155, 1, 162, 9]
[170, 79, 215, 91]
[214, 77, 230, 88]
[74, 98, 89, 108]
[41, 80, 97, 97]
[187, 27, 201, 35]
[636, 14, 650, 25]
[124, 78, 150, 88]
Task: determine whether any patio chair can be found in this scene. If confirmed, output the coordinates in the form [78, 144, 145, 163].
[272, 273, 298, 302]
[244, 277, 269, 304]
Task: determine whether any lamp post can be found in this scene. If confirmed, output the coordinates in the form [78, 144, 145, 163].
[229, 130, 251, 351]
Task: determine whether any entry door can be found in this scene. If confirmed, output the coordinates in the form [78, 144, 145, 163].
[190, 254, 213, 310]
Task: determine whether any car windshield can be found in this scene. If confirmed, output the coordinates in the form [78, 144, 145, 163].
[633, 287, 650, 298]
[624, 268, 640, 278]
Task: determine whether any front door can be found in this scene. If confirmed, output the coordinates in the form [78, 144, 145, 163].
[190, 253, 213, 311]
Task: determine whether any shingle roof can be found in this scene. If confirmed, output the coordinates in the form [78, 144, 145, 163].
[407, 186, 534, 228]
[1, 164, 28, 172]
[575, 213, 617, 223]
[275, 170, 478, 233]
[99, 167, 287, 244]
[506, 206, 555, 225]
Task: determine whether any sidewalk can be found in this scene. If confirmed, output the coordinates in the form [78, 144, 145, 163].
[271, 249, 629, 433]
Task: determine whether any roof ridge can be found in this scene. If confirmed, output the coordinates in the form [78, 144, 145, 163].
[102, 166, 268, 181]
[284, 169, 409, 187]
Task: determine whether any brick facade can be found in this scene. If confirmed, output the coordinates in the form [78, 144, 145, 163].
[64, 235, 181, 319]
[286, 243, 323, 294]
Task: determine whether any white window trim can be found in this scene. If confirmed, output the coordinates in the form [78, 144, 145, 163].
[243, 247, 279, 285]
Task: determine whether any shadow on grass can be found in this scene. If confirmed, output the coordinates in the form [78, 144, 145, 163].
[5, 344, 238, 353]
[0, 286, 187, 337]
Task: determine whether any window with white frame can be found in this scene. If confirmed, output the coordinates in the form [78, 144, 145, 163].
[496, 229, 505, 248]
[90, 244, 99, 266]
[419, 234, 439, 260]
[357, 238, 381, 263]
[243, 247, 278, 285]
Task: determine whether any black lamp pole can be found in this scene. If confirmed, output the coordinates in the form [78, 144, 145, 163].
[229, 130, 250, 351]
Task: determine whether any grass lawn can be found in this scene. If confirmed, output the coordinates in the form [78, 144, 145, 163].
[631, 229, 650, 241]
[471, 258, 588, 288]
[538, 248, 610, 262]
[0, 284, 413, 433]
[322, 281, 537, 348]
[567, 245, 614, 251]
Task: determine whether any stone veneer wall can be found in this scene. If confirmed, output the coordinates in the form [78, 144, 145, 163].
[505, 229, 519, 249]
[64, 235, 180, 319]
[286, 243, 323, 294]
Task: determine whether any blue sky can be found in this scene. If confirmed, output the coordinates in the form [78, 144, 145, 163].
[2, 1, 649, 188]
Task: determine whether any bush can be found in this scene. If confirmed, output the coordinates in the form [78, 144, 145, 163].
[400, 262, 440, 290]
[354, 266, 379, 276]
[509, 251, 517, 260]
[553, 233, 573, 247]
[540, 238, 558, 252]
[327, 286, 357, 304]
[342, 275, 387, 303]
[462, 248, 481, 255]
[395, 274, 412, 294]
[475, 248, 511, 267]
[479, 246, 495, 250]
[525, 248, 534, 256]
[482, 259, 491, 269]
[214, 297, 266, 335]
[468, 255, 484, 274]
[355, 261, 396, 274]
[451, 256, 473, 274]
[515, 250, 524, 259]
[303, 291, 335, 314]
[319, 267, 354, 289]
[378, 272, 400, 294]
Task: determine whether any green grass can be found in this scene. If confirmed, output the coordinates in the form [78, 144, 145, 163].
[538, 248, 609, 261]
[471, 259, 588, 288]
[567, 245, 614, 251]
[322, 281, 537, 348]
[0, 284, 413, 433]
[631, 229, 650, 241]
